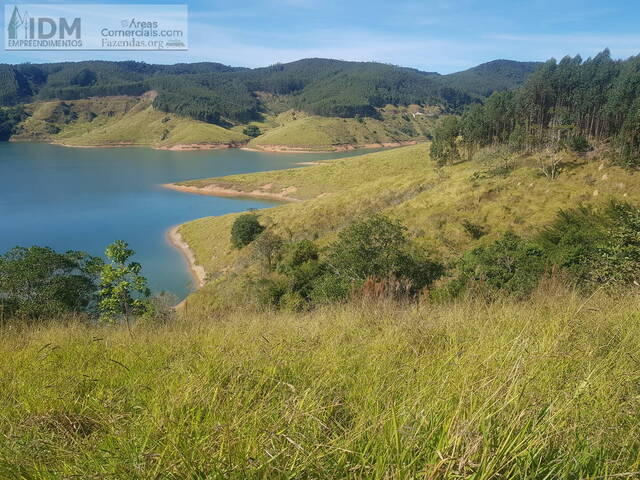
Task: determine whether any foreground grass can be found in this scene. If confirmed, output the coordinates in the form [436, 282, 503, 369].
[2, 292, 640, 478]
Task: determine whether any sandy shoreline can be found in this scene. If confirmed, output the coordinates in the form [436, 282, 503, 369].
[166, 225, 206, 289]
[242, 140, 419, 154]
[39, 139, 420, 153]
[162, 183, 300, 202]
[155, 143, 239, 151]
[54, 141, 241, 151]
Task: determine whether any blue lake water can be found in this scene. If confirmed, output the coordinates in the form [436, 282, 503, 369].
[0, 143, 362, 299]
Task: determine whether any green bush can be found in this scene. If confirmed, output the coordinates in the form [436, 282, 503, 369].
[451, 201, 640, 297]
[325, 214, 444, 293]
[309, 273, 352, 304]
[453, 232, 546, 298]
[539, 201, 640, 289]
[231, 213, 265, 249]
[243, 125, 261, 137]
[0, 246, 103, 320]
[566, 135, 591, 154]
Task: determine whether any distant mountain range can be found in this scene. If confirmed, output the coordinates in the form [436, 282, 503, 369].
[0, 58, 541, 125]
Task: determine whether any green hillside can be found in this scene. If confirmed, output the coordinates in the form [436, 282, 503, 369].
[0, 57, 539, 127]
[9, 97, 440, 149]
[171, 142, 640, 309]
[12, 97, 248, 147]
[439, 59, 542, 97]
[246, 107, 438, 151]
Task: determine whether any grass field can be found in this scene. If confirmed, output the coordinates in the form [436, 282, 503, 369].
[2, 291, 640, 478]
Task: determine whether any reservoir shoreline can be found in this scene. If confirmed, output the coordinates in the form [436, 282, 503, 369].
[166, 226, 206, 290]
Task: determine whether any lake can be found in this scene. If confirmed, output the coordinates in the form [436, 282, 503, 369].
[0, 142, 363, 300]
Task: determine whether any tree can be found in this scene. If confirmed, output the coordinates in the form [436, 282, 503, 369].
[99, 241, 150, 324]
[252, 230, 283, 270]
[0, 246, 102, 320]
[243, 125, 261, 137]
[231, 213, 265, 249]
[324, 215, 443, 293]
[454, 232, 546, 298]
[430, 116, 460, 165]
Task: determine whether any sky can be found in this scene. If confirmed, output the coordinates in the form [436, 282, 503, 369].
[1, 0, 638, 74]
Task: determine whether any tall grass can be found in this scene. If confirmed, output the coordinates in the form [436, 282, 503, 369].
[2, 289, 640, 478]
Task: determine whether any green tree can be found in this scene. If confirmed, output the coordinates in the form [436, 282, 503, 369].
[454, 232, 546, 298]
[252, 230, 284, 270]
[430, 116, 461, 165]
[243, 125, 261, 137]
[231, 213, 265, 249]
[324, 215, 443, 293]
[99, 241, 150, 324]
[0, 246, 102, 320]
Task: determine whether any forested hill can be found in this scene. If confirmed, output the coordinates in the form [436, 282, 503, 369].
[0, 58, 540, 126]
[440, 59, 541, 97]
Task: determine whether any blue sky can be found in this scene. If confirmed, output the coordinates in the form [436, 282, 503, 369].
[1, 0, 638, 73]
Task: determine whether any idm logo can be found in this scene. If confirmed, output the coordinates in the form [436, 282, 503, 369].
[7, 6, 80, 40]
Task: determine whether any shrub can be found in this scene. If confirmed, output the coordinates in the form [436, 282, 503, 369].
[231, 213, 265, 249]
[454, 232, 546, 298]
[277, 240, 319, 274]
[280, 291, 306, 312]
[430, 116, 460, 166]
[538, 201, 640, 289]
[566, 135, 591, 154]
[251, 277, 288, 309]
[309, 273, 352, 304]
[461, 219, 487, 239]
[252, 231, 284, 270]
[325, 214, 444, 294]
[243, 125, 261, 137]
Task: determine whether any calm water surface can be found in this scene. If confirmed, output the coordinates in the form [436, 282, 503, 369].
[0, 143, 363, 299]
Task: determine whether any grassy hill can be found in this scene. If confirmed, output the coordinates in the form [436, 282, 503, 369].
[246, 107, 438, 151]
[170, 143, 640, 309]
[10, 98, 440, 149]
[12, 97, 248, 148]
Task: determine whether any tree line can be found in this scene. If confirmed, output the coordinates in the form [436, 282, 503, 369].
[431, 49, 640, 166]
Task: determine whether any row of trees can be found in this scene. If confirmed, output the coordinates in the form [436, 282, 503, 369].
[0, 240, 150, 323]
[432, 50, 640, 166]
